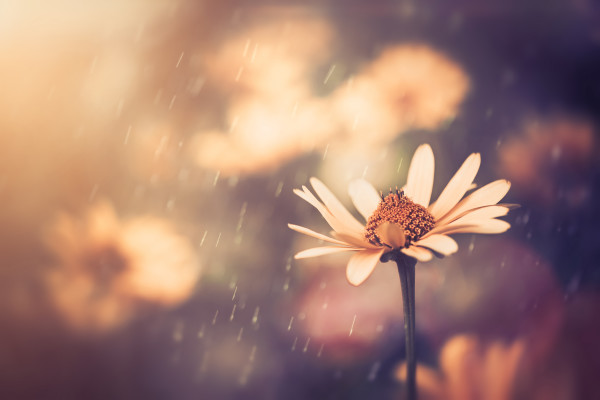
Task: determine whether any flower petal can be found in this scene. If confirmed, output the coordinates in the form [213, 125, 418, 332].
[376, 222, 406, 249]
[415, 234, 458, 256]
[310, 178, 364, 232]
[437, 180, 511, 225]
[429, 219, 511, 236]
[288, 224, 350, 246]
[294, 187, 358, 235]
[428, 152, 481, 220]
[404, 144, 435, 207]
[348, 178, 381, 221]
[332, 231, 380, 249]
[401, 246, 433, 262]
[440, 205, 511, 226]
[346, 248, 385, 286]
[295, 246, 361, 259]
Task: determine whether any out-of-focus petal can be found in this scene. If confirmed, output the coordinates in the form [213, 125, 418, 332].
[295, 246, 360, 259]
[348, 178, 381, 221]
[429, 153, 481, 219]
[404, 144, 435, 207]
[346, 248, 385, 286]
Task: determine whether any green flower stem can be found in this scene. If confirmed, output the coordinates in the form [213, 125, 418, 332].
[392, 252, 417, 400]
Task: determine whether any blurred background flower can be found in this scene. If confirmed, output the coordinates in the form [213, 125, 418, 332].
[1, 0, 599, 399]
[43, 201, 201, 333]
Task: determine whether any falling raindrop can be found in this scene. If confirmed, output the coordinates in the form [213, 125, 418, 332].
[236, 202, 247, 232]
[173, 321, 184, 342]
[232, 286, 238, 301]
[468, 236, 476, 253]
[291, 337, 298, 351]
[215, 232, 222, 247]
[175, 51, 184, 68]
[323, 64, 336, 84]
[249, 345, 257, 362]
[282, 277, 290, 291]
[317, 344, 324, 357]
[200, 230, 208, 247]
[213, 170, 220, 186]
[287, 316, 294, 331]
[302, 338, 310, 353]
[367, 361, 381, 382]
[237, 327, 244, 342]
[349, 315, 357, 336]
[89, 184, 99, 201]
[275, 181, 284, 197]
[124, 125, 132, 145]
[238, 363, 252, 386]
[230, 304, 237, 321]
[252, 307, 260, 325]
[285, 258, 292, 272]
[197, 324, 206, 339]
[212, 310, 219, 325]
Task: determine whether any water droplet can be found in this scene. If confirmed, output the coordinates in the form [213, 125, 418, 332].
[232, 286, 238, 301]
[287, 316, 294, 331]
[197, 324, 206, 339]
[252, 307, 260, 325]
[237, 327, 244, 342]
[230, 304, 237, 321]
[212, 310, 219, 325]
[291, 337, 298, 351]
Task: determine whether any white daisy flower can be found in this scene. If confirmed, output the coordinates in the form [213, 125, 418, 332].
[289, 144, 514, 286]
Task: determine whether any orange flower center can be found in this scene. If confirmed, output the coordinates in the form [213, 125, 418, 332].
[365, 189, 436, 247]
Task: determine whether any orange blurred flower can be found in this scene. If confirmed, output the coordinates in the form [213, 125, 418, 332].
[397, 334, 525, 400]
[43, 201, 201, 333]
[332, 44, 470, 146]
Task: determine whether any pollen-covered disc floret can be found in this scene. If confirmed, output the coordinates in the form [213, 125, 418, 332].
[365, 189, 436, 247]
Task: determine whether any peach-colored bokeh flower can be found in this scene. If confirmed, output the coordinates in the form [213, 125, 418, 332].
[44, 201, 201, 333]
[332, 44, 470, 146]
[190, 16, 337, 175]
[397, 334, 525, 400]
